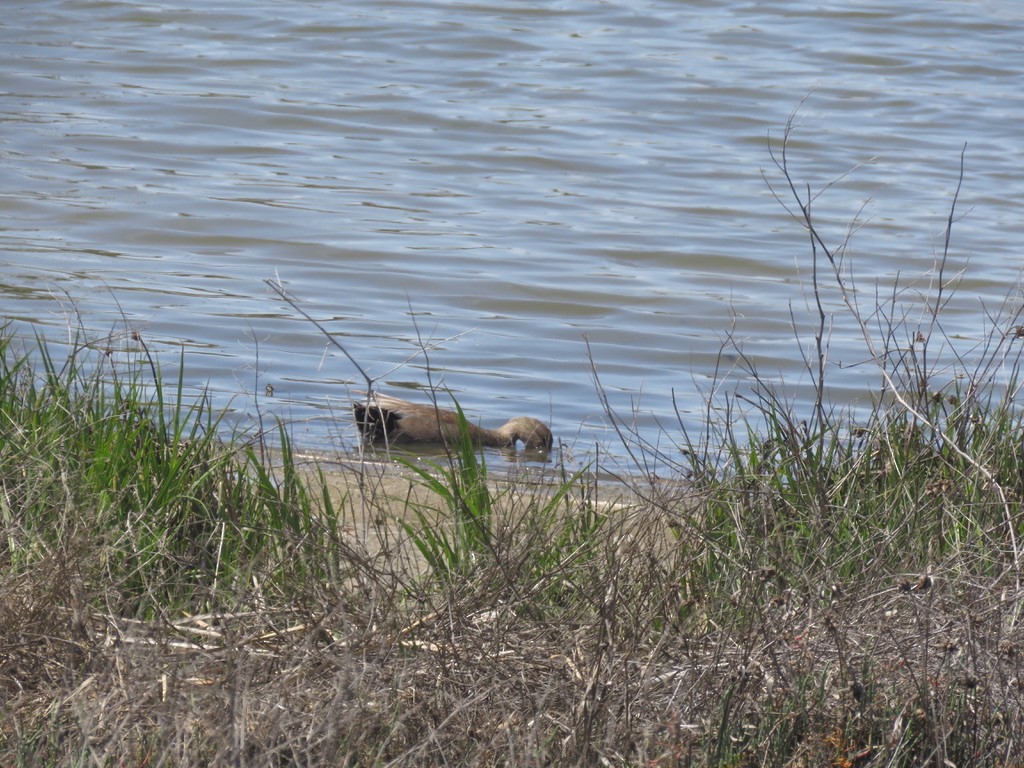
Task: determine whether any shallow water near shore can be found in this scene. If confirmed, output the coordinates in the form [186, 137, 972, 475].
[3, 0, 1023, 470]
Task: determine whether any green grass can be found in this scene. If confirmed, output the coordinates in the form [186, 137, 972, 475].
[0, 330, 339, 616]
[398, 400, 594, 594]
[398, 401, 499, 578]
[3, 317, 1024, 766]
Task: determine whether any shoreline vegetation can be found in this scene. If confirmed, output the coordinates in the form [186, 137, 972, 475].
[6, 122, 1024, 766]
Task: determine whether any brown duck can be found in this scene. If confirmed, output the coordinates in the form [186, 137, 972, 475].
[353, 392, 553, 451]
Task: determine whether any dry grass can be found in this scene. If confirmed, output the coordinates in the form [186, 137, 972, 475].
[6, 492, 1024, 766]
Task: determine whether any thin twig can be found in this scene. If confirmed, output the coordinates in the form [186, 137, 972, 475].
[771, 111, 1019, 583]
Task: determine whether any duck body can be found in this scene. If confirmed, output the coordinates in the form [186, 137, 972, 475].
[353, 392, 553, 451]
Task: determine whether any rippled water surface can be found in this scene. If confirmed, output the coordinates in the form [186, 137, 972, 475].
[3, 1, 1023, 468]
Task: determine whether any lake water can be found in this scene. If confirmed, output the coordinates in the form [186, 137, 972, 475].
[3, 0, 1023, 472]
